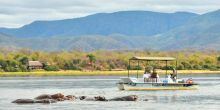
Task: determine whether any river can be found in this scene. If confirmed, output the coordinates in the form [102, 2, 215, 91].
[0, 74, 219, 110]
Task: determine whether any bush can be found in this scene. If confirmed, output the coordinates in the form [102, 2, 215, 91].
[44, 65, 59, 71]
[193, 64, 202, 70]
[5, 66, 20, 72]
[63, 62, 78, 70]
[203, 64, 209, 69]
[109, 63, 116, 69]
[132, 65, 142, 70]
[19, 65, 28, 72]
[208, 65, 218, 71]
[181, 62, 192, 69]
[161, 66, 174, 70]
[177, 64, 184, 70]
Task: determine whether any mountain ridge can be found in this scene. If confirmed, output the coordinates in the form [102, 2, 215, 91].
[152, 9, 220, 50]
[0, 10, 220, 51]
[0, 11, 198, 38]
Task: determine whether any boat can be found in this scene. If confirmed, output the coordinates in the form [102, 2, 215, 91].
[117, 56, 198, 91]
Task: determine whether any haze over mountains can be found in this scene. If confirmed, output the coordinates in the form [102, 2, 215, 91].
[0, 10, 219, 51]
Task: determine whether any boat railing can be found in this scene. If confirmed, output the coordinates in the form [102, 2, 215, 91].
[144, 78, 161, 83]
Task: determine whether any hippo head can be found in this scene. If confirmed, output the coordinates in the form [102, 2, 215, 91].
[94, 96, 107, 101]
[79, 96, 87, 100]
[130, 95, 138, 101]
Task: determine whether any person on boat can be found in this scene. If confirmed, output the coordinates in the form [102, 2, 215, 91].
[143, 67, 152, 82]
[150, 68, 159, 82]
[186, 78, 193, 84]
[170, 68, 177, 82]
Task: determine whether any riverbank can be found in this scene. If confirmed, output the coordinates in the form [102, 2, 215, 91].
[0, 70, 220, 77]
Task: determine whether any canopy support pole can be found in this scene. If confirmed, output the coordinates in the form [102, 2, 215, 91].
[176, 58, 178, 79]
[137, 60, 139, 78]
[166, 60, 168, 79]
[128, 60, 130, 77]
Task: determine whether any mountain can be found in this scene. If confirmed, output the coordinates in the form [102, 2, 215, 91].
[153, 9, 220, 50]
[0, 10, 220, 51]
[0, 33, 27, 52]
[0, 33, 17, 48]
[0, 11, 197, 38]
[11, 35, 153, 51]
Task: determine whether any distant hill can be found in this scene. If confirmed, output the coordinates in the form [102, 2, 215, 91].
[0, 33, 18, 49]
[0, 11, 197, 38]
[153, 9, 220, 50]
[12, 35, 152, 51]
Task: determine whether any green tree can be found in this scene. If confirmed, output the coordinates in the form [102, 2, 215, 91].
[19, 56, 29, 65]
[217, 56, 220, 63]
[86, 54, 96, 65]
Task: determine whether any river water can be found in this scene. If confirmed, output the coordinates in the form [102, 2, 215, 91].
[0, 74, 219, 110]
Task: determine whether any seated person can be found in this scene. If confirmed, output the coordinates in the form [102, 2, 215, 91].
[143, 68, 152, 82]
[150, 68, 159, 82]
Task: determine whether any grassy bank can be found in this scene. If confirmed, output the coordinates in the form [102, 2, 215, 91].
[0, 70, 220, 77]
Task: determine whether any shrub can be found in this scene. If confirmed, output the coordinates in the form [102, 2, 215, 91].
[109, 63, 116, 69]
[44, 65, 59, 71]
[5, 66, 20, 72]
[193, 64, 202, 70]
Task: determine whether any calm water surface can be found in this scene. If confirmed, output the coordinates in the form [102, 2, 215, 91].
[0, 74, 219, 110]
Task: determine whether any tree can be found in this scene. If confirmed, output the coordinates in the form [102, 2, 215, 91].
[86, 54, 96, 65]
[217, 56, 220, 63]
[19, 56, 29, 65]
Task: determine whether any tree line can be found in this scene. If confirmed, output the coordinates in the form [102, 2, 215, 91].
[0, 49, 219, 72]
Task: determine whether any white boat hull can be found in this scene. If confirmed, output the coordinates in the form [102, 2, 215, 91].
[117, 77, 198, 91]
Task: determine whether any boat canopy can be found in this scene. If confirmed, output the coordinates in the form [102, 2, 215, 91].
[129, 56, 175, 61]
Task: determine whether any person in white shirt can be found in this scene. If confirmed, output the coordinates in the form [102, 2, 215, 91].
[143, 68, 152, 82]
[166, 68, 177, 83]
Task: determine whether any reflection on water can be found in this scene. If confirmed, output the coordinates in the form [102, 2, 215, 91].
[0, 74, 219, 110]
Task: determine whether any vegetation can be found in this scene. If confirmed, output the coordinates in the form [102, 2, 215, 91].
[0, 70, 220, 77]
[0, 49, 219, 73]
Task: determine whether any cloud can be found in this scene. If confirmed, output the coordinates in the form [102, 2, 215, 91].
[0, 0, 220, 28]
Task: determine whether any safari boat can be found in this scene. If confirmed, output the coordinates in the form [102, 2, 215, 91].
[117, 57, 198, 91]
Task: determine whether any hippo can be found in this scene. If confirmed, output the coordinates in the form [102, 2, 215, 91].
[35, 99, 57, 104]
[35, 94, 52, 100]
[35, 93, 65, 101]
[12, 99, 57, 104]
[56, 98, 65, 101]
[64, 95, 76, 101]
[94, 96, 107, 101]
[143, 99, 149, 101]
[79, 96, 107, 101]
[108, 95, 138, 101]
[51, 93, 65, 100]
[80, 97, 96, 101]
[79, 96, 87, 100]
[12, 99, 35, 104]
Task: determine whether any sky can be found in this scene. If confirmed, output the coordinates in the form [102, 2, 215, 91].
[0, 0, 220, 28]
